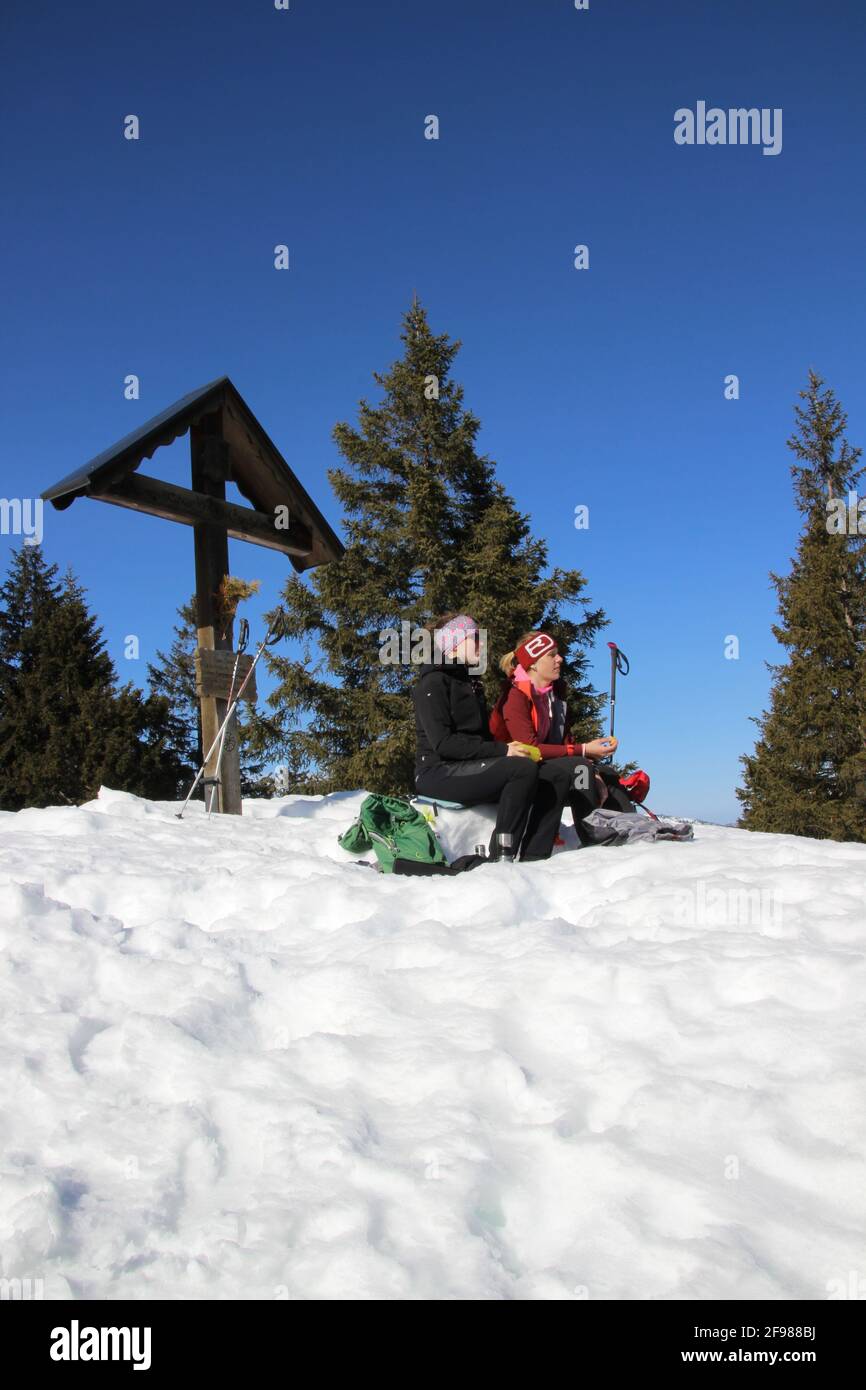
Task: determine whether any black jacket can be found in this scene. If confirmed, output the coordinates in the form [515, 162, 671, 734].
[414, 662, 508, 778]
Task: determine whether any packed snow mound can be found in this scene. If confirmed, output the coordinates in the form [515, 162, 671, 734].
[1, 787, 865, 1301]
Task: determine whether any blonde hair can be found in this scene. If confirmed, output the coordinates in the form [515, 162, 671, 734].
[499, 632, 537, 678]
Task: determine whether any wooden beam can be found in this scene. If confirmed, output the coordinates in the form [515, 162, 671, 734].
[89, 472, 313, 557]
[190, 416, 241, 817]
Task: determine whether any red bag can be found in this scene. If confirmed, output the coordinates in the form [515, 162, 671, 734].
[619, 770, 650, 803]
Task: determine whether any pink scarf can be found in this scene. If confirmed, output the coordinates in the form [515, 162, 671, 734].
[513, 663, 553, 742]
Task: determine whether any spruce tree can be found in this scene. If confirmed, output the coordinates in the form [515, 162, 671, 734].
[265, 300, 607, 794]
[738, 372, 866, 840]
[147, 599, 202, 771]
[0, 546, 189, 809]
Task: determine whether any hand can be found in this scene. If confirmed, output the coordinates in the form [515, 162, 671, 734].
[583, 736, 618, 760]
[507, 741, 532, 757]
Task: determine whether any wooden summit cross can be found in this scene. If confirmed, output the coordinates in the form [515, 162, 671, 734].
[41, 377, 343, 815]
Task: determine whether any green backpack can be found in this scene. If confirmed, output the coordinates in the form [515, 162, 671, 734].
[338, 794, 448, 874]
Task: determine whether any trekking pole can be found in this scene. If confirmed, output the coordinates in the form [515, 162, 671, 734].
[177, 611, 287, 820]
[607, 641, 630, 740]
[605, 640, 657, 817]
[206, 617, 250, 819]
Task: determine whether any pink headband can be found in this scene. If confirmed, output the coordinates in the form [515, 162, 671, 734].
[434, 614, 478, 658]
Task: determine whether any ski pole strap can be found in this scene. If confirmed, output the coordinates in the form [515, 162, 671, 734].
[237, 618, 250, 654]
[608, 642, 630, 677]
[265, 609, 289, 645]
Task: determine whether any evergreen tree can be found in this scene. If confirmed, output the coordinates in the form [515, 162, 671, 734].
[0, 545, 189, 809]
[265, 300, 608, 794]
[147, 599, 202, 771]
[738, 372, 866, 840]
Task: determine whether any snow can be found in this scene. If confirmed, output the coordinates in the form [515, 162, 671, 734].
[1, 786, 865, 1301]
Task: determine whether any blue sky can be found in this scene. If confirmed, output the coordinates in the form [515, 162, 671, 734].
[3, 0, 865, 823]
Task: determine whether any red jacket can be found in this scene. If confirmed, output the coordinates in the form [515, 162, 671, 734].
[490, 677, 577, 759]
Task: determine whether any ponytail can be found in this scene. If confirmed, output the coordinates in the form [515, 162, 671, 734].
[499, 631, 538, 679]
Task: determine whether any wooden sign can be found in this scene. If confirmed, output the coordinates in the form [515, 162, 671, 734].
[195, 647, 257, 702]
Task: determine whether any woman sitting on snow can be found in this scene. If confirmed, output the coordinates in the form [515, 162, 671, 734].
[413, 613, 577, 861]
[490, 631, 635, 842]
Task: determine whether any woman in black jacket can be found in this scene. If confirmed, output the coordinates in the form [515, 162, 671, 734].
[412, 613, 571, 861]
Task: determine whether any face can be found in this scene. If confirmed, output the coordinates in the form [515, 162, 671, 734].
[531, 648, 561, 683]
[452, 631, 480, 666]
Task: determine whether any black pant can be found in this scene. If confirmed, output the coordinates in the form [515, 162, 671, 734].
[526, 758, 633, 857]
[519, 758, 583, 860]
[415, 757, 545, 858]
[416, 756, 633, 861]
[525, 757, 635, 855]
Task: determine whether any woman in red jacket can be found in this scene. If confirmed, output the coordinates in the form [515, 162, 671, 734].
[491, 631, 635, 839]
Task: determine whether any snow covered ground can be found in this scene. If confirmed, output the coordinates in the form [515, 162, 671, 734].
[1, 786, 865, 1301]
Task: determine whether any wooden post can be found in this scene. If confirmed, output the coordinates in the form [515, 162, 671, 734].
[190, 411, 243, 815]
